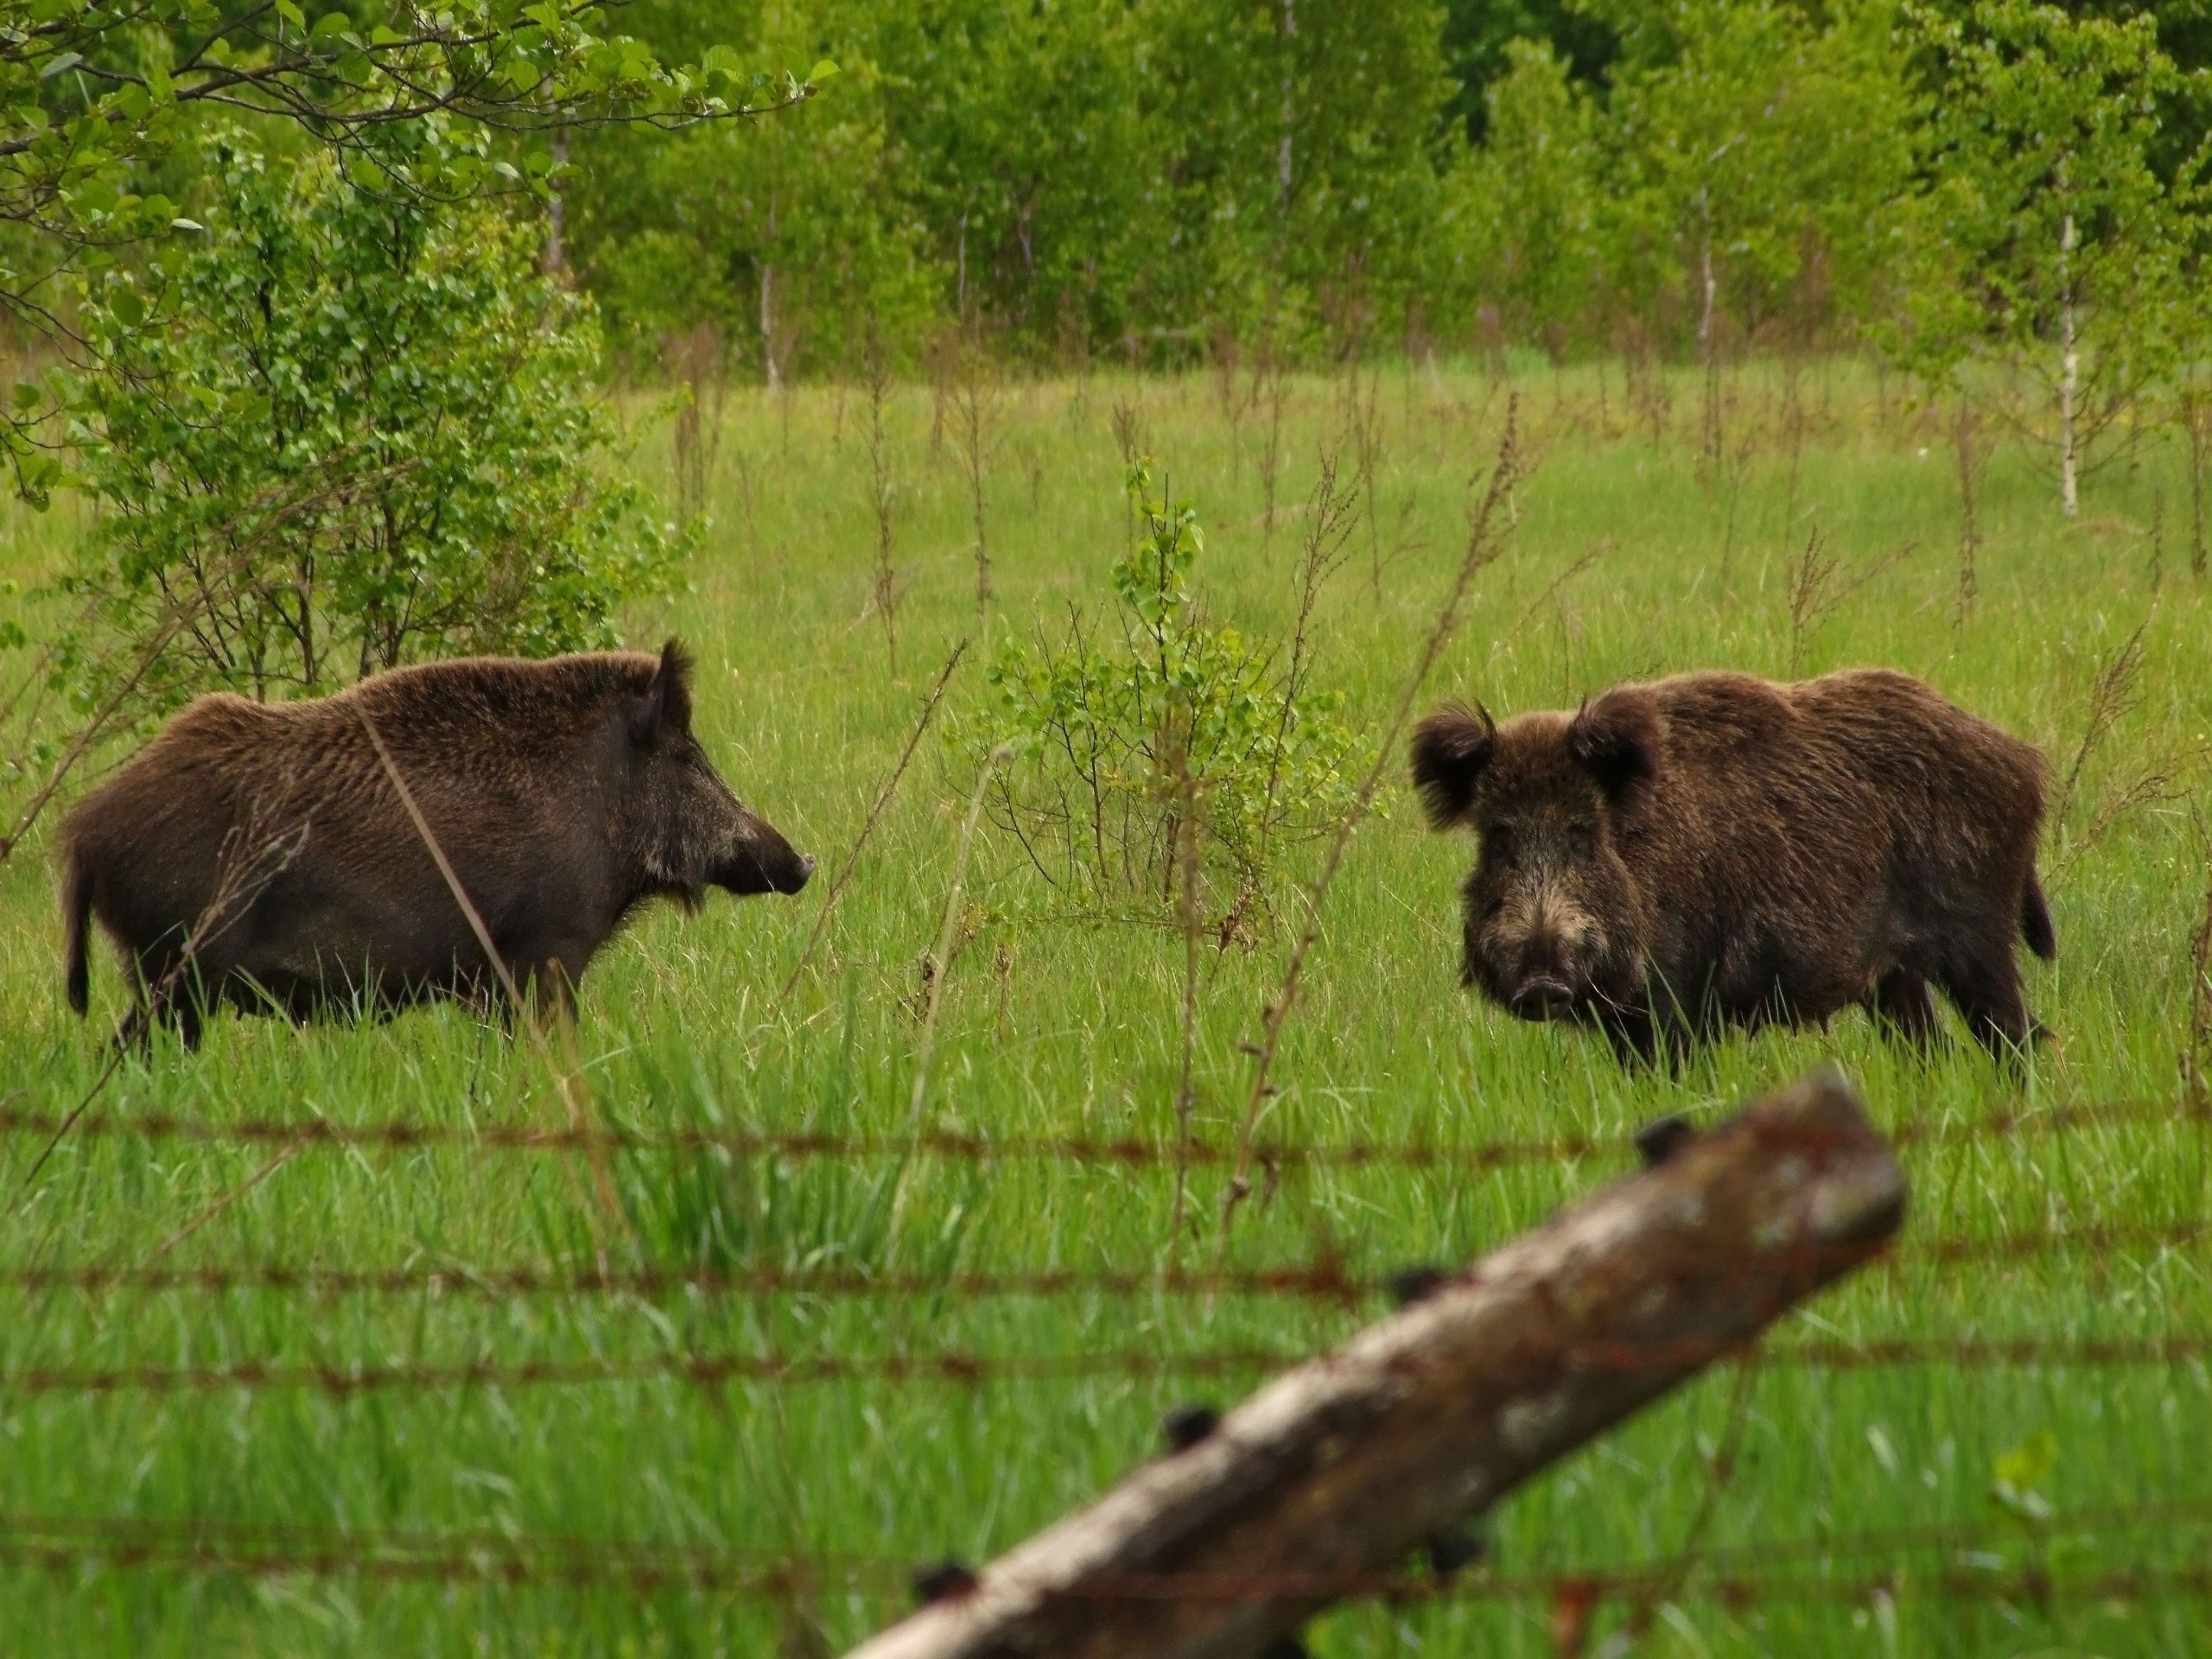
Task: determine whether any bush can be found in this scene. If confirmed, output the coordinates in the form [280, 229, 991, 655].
[57, 123, 683, 713]
[966, 462, 1363, 925]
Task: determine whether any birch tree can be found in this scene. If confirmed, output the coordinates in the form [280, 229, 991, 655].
[1897, 2, 2181, 518]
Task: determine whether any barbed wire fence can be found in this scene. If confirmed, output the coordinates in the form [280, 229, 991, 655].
[2, 1067, 2209, 1655]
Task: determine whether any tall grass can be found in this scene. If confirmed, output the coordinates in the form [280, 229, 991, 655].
[0, 355, 2207, 1656]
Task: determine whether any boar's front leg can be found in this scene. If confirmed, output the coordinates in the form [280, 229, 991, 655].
[1599, 1003, 1664, 1069]
[1865, 968, 1942, 1052]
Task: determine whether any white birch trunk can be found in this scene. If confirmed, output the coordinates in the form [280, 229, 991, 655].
[760, 191, 779, 391]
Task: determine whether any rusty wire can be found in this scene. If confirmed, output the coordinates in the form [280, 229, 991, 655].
[0, 1093, 2202, 1173]
[2, 1327, 2207, 1402]
[0, 1216, 2202, 1308]
[3, 1497, 2211, 1611]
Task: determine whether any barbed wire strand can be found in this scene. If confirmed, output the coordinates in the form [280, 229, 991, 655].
[0, 1093, 2201, 1172]
[0, 1216, 2202, 1306]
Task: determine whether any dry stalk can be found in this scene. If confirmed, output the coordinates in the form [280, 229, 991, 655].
[145, 1141, 306, 1264]
[1787, 530, 1916, 678]
[1952, 396, 1989, 624]
[359, 710, 628, 1262]
[1254, 454, 1358, 879]
[954, 333, 999, 647]
[1618, 1351, 1763, 1645]
[863, 336, 901, 677]
[2186, 805, 2212, 1106]
[2185, 380, 2210, 578]
[2054, 621, 2147, 832]
[2050, 766, 2175, 886]
[780, 641, 968, 1001]
[1213, 400, 1528, 1272]
[906, 744, 1013, 1131]
[1166, 740, 1204, 1265]
[1516, 537, 1614, 629]
[663, 322, 727, 520]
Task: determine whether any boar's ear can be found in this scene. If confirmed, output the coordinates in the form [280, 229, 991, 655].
[632, 639, 696, 745]
[1567, 686, 1661, 805]
[1408, 703, 1495, 829]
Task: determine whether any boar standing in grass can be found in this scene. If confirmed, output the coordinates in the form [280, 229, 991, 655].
[1408, 669, 2053, 1065]
[61, 641, 813, 1045]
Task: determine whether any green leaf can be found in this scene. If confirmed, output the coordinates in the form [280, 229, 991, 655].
[109, 289, 144, 328]
[13, 383, 42, 412]
[1994, 1428, 2057, 1496]
[808, 59, 841, 84]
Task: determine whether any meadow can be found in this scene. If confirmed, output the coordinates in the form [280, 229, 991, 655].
[1, 356, 2208, 1656]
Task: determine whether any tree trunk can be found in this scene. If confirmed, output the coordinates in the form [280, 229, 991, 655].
[2059, 209, 2079, 519]
[1276, 0, 1295, 229]
[542, 130, 569, 279]
[760, 192, 780, 391]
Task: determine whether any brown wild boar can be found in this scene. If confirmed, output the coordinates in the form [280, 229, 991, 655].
[61, 641, 812, 1044]
[1408, 669, 2053, 1065]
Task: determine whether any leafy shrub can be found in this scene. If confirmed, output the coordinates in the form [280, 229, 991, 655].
[57, 123, 683, 713]
[966, 462, 1363, 924]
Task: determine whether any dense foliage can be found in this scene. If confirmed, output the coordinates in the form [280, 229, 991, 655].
[57, 126, 679, 714]
[0, 0, 821, 501]
[554, 1, 2212, 388]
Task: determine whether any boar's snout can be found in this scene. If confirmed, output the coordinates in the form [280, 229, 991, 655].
[717, 810, 815, 897]
[1509, 973, 1576, 1021]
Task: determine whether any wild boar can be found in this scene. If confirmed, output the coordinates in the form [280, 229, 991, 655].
[60, 640, 812, 1044]
[1408, 669, 2053, 1065]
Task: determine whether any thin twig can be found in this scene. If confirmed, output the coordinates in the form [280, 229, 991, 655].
[906, 745, 1012, 1129]
[779, 641, 967, 1001]
[144, 1143, 305, 1263]
[1213, 400, 1527, 1273]
[358, 709, 626, 1260]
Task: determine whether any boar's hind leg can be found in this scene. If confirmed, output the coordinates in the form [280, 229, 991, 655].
[1866, 969, 1941, 1051]
[1936, 944, 2034, 1059]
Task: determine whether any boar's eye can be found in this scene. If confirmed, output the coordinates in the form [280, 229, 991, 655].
[1484, 824, 1516, 866]
[1567, 820, 1597, 856]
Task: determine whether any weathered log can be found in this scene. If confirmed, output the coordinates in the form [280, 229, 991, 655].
[844, 1066, 1905, 1659]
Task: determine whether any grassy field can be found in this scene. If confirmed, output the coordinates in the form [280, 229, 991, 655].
[2, 357, 2209, 1656]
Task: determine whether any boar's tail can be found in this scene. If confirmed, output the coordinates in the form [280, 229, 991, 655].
[2021, 871, 2056, 962]
[63, 854, 92, 1015]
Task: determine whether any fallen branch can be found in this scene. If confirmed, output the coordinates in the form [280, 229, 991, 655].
[849, 1067, 1904, 1659]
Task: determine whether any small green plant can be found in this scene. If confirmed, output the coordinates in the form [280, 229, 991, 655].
[966, 460, 1363, 925]
[54, 123, 686, 716]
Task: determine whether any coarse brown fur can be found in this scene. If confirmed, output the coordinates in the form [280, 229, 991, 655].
[1408, 669, 2053, 1065]
[60, 641, 813, 1046]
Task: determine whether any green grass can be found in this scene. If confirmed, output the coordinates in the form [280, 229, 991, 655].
[2, 358, 2209, 1656]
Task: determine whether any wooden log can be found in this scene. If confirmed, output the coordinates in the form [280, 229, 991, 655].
[844, 1066, 1906, 1659]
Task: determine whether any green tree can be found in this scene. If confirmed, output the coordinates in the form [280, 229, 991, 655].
[0, 1, 820, 500]
[1894, 1, 2185, 517]
[57, 124, 680, 712]
[1592, 0, 1916, 353]
[1444, 36, 1605, 353]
